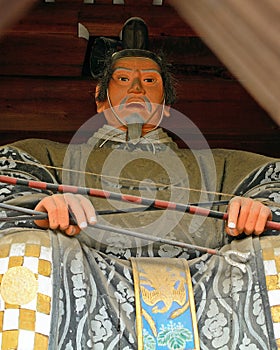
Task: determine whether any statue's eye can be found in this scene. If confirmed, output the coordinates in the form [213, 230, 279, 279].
[144, 78, 155, 83]
[118, 76, 129, 82]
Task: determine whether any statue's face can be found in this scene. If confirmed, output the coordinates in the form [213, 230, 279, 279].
[96, 56, 169, 134]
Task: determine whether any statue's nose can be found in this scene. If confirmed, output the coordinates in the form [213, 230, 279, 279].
[128, 78, 144, 93]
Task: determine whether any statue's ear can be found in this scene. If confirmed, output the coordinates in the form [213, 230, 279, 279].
[163, 105, 171, 118]
[95, 84, 107, 113]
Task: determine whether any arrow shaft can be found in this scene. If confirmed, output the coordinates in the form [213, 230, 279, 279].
[0, 175, 279, 231]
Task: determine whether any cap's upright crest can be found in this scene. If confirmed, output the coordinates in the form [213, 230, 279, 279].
[90, 17, 151, 78]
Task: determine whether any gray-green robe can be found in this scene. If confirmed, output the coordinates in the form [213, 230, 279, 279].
[0, 127, 279, 349]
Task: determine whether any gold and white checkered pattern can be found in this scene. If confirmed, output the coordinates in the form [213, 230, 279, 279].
[260, 235, 280, 349]
[0, 230, 52, 350]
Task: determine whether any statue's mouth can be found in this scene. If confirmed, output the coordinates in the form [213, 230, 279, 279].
[125, 102, 147, 111]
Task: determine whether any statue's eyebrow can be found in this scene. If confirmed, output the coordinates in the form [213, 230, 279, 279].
[113, 67, 161, 74]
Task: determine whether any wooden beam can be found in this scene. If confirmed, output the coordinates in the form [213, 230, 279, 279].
[0, 77, 96, 131]
[0, 31, 225, 77]
[0, 2, 88, 76]
[4, 2, 80, 35]
[0, 34, 87, 76]
[0, 76, 278, 141]
[0, 2, 198, 77]
[4, 2, 196, 38]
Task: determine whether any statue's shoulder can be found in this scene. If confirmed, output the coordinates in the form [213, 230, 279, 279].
[5, 138, 68, 167]
[211, 148, 276, 161]
[8, 138, 67, 154]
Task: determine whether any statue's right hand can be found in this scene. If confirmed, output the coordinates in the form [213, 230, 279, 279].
[34, 193, 97, 236]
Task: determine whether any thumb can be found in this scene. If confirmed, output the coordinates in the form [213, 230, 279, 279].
[34, 199, 50, 228]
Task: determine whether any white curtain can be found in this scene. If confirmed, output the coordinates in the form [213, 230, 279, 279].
[169, 0, 280, 125]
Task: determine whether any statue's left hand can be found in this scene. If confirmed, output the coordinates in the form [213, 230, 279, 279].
[225, 196, 272, 236]
[34, 193, 97, 236]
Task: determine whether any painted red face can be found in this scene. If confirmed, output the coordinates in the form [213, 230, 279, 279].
[96, 57, 169, 134]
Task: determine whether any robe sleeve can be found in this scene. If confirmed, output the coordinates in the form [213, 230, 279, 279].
[0, 145, 57, 229]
